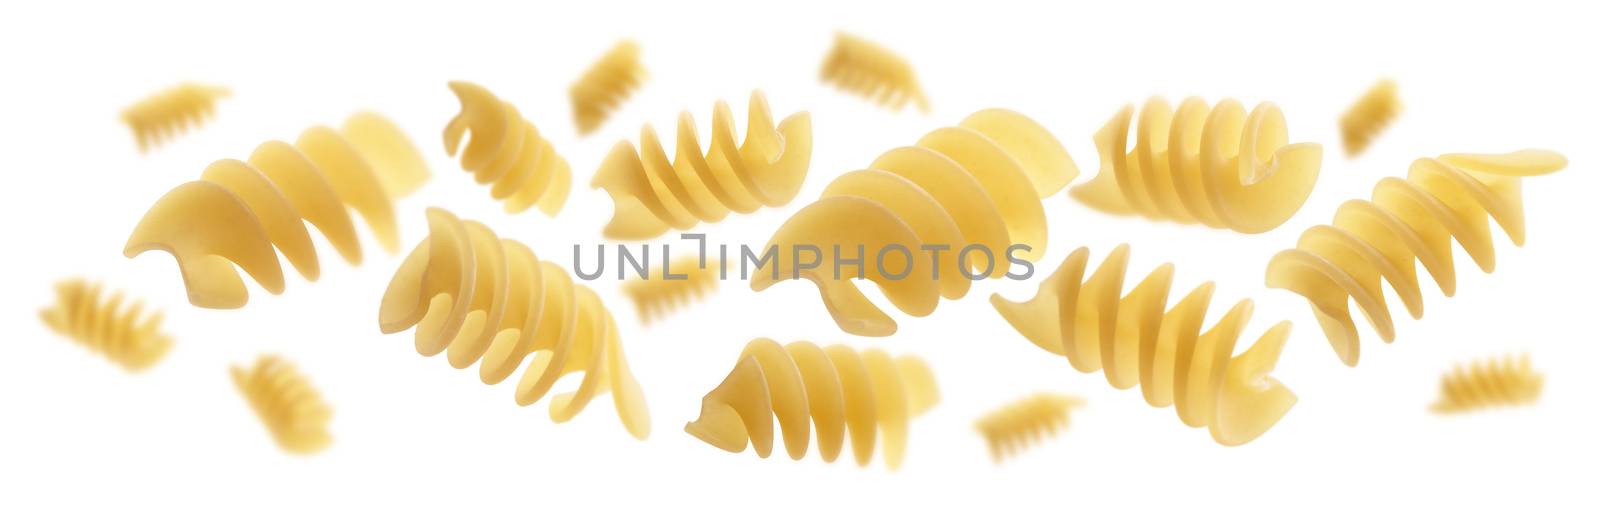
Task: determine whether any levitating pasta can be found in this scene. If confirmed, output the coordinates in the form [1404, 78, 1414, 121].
[622, 257, 720, 324]
[975, 393, 1083, 462]
[121, 82, 230, 152]
[1339, 79, 1401, 157]
[126, 112, 429, 309]
[232, 355, 332, 455]
[378, 208, 650, 439]
[991, 244, 1296, 446]
[592, 91, 811, 240]
[685, 338, 938, 469]
[820, 32, 928, 112]
[39, 278, 173, 371]
[755, 109, 1076, 336]
[1071, 97, 1323, 234]
[570, 40, 646, 135]
[1432, 354, 1543, 414]
[1266, 150, 1567, 366]
[445, 81, 572, 216]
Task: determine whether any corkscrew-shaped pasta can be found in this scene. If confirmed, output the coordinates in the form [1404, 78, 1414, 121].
[1339, 79, 1401, 157]
[121, 82, 230, 152]
[125, 111, 429, 309]
[1266, 150, 1568, 366]
[39, 278, 173, 371]
[570, 40, 646, 135]
[975, 393, 1083, 462]
[1431, 354, 1543, 414]
[685, 338, 938, 469]
[445, 81, 572, 216]
[1070, 97, 1323, 234]
[820, 32, 928, 112]
[231, 355, 332, 455]
[592, 91, 812, 240]
[754, 109, 1077, 337]
[378, 208, 650, 439]
[623, 257, 720, 324]
[991, 244, 1297, 446]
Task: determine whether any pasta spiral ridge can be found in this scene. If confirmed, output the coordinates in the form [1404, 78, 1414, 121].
[1339, 79, 1401, 157]
[975, 393, 1083, 462]
[570, 40, 646, 135]
[820, 32, 929, 112]
[232, 355, 333, 455]
[592, 91, 812, 240]
[754, 109, 1077, 337]
[121, 82, 230, 152]
[378, 208, 650, 440]
[623, 257, 720, 324]
[1432, 353, 1543, 414]
[445, 81, 573, 216]
[1265, 150, 1568, 366]
[125, 112, 430, 309]
[39, 278, 173, 371]
[991, 244, 1297, 446]
[1071, 97, 1323, 234]
[686, 338, 938, 469]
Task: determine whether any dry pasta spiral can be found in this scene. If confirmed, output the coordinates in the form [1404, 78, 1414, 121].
[622, 257, 720, 324]
[121, 82, 230, 152]
[975, 393, 1083, 462]
[570, 40, 646, 135]
[378, 208, 650, 439]
[445, 81, 572, 216]
[592, 91, 811, 240]
[232, 354, 333, 455]
[125, 112, 429, 309]
[754, 108, 1076, 337]
[1339, 79, 1401, 157]
[820, 32, 928, 112]
[685, 338, 938, 469]
[1431, 353, 1543, 414]
[39, 278, 173, 371]
[1265, 150, 1567, 366]
[991, 244, 1297, 446]
[1070, 97, 1323, 233]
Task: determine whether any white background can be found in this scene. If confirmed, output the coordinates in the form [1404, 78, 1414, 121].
[1, 0, 1596, 511]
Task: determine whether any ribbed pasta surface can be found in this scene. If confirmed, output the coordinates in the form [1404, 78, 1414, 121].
[1266, 150, 1567, 366]
[992, 244, 1296, 446]
[379, 208, 651, 440]
[1070, 97, 1323, 233]
[754, 109, 1076, 336]
[125, 112, 429, 308]
[686, 338, 938, 469]
[592, 91, 812, 240]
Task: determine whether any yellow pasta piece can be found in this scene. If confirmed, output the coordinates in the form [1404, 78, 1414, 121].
[378, 208, 650, 440]
[445, 81, 572, 216]
[685, 338, 938, 469]
[1070, 97, 1323, 234]
[121, 82, 230, 153]
[975, 393, 1083, 462]
[820, 32, 928, 112]
[592, 91, 812, 240]
[570, 40, 647, 135]
[991, 244, 1296, 446]
[622, 257, 720, 324]
[232, 354, 332, 455]
[754, 109, 1076, 336]
[1265, 150, 1567, 366]
[1431, 353, 1543, 414]
[125, 112, 429, 309]
[39, 278, 173, 371]
[1339, 79, 1401, 157]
